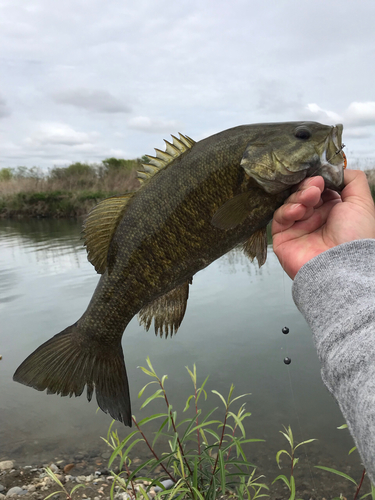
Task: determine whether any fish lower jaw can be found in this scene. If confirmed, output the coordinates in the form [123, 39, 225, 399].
[314, 151, 345, 191]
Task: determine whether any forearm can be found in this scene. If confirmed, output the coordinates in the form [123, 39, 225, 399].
[292, 239, 375, 483]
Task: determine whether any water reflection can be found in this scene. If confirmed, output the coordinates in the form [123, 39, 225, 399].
[0, 219, 363, 492]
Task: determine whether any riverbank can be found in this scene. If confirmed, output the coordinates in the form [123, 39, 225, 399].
[1, 162, 375, 219]
[0, 160, 140, 219]
[0, 456, 365, 499]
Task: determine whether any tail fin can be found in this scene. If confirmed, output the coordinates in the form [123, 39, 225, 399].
[13, 324, 132, 426]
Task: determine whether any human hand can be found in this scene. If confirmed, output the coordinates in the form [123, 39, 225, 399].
[272, 170, 375, 279]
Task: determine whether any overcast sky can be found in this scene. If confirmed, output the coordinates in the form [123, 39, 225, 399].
[1, 0, 375, 170]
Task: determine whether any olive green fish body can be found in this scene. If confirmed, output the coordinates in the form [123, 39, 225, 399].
[14, 122, 346, 425]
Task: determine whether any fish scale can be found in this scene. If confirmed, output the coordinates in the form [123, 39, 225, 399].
[14, 122, 346, 426]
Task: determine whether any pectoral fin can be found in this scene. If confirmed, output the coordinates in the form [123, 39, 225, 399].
[211, 191, 254, 230]
[242, 227, 268, 267]
[138, 279, 192, 338]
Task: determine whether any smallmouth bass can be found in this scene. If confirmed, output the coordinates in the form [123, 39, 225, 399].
[14, 122, 346, 426]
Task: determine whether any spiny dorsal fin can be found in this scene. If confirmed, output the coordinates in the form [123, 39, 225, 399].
[211, 191, 254, 230]
[137, 278, 192, 338]
[137, 133, 195, 185]
[242, 227, 268, 267]
[83, 193, 134, 273]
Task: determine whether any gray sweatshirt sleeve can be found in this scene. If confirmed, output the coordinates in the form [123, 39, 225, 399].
[292, 239, 375, 484]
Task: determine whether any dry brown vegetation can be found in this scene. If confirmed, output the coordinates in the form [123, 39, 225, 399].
[0, 159, 142, 218]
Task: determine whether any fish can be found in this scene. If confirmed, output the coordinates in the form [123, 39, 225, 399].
[13, 121, 346, 426]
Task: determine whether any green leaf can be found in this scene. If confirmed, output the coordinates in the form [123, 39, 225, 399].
[276, 449, 291, 468]
[190, 486, 205, 500]
[138, 380, 158, 398]
[200, 427, 219, 442]
[239, 438, 265, 444]
[108, 430, 139, 467]
[228, 411, 246, 438]
[193, 456, 198, 490]
[272, 474, 290, 489]
[227, 384, 235, 404]
[187, 420, 222, 436]
[294, 439, 317, 450]
[229, 393, 251, 405]
[70, 484, 86, 495]
[138, 366, 156, 378]
[348, 446, 357, 455]
[45, 467, 64, 488]
[186, 365, 196, 384]
[161, 374, 168, 387]
[218, 449, 226, 494]
[314, 466, 358, 485]
[119, 439, 144, 468]
[152, 417, 169, 448]
[146, 356, 156, 373]
[136, 413, 167, 426]
[212, 390, 227, 408]
[289, 475, 296, 500]
[196, 375, 210, 403]
[106, 419, 116, 443]
[337, 424, 348, 429]
[280, 425, 293, 448]
[140, 389, 164, 409]
[183, 395, 194, 412]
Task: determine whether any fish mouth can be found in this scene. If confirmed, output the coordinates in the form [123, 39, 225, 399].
[308, 124, 345, 192]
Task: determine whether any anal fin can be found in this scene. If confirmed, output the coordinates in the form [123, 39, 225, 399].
[138, 279, 192, 338]
[242, 227, 268, 267]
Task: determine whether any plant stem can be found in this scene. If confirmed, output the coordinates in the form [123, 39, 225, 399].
[209, 404, 229, 492]
[159, 379, 193, 477]
[353, 468, 366, 500]
[132, 416, 176, 484]
[194, 382, 202, 461]
[123, 460, 137, 498]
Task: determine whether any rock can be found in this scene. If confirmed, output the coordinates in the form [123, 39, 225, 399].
[76, 476, 86, 483]
[63, 464, 75, 474]
[27, 486, 36, 492]
[0, 486, 4, 493]
[49, 464, 59, 474]
[153, 480, 174, 493]
[0, 494, 5, 500]
[6, 486, 28, 497]
[0, 462, 14, 471]
[115, 493, 130, 500]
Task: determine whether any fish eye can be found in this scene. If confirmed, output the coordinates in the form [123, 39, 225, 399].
[294, 126, 311, 140]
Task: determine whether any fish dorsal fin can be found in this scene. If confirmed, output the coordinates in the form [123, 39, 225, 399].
[83, 194, 134, 273]
[138, 278, 192, 338]
[211, 191, 254, 230]
[242, 227, 268, 267]
[137, 133, 195, 185]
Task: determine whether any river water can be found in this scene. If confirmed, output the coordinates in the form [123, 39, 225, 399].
[0, 219, 364, 493]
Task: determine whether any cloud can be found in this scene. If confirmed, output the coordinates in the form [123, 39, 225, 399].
[0, 96, 11, 118]
[305, 102, 375, 128]
[25, 123, 98, 147]
[305, 104, 342, 123]
[344, 102, 375, 126]
[128, 116, 181, 133]
[52, 88, 131, 113]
